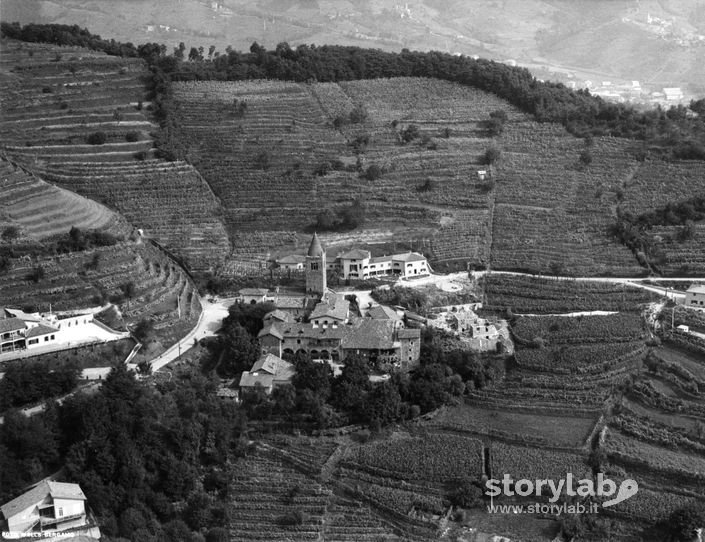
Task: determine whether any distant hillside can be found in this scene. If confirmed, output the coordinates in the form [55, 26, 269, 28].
[3, 0, 705, 94]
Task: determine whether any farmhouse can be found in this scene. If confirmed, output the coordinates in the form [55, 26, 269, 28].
[0, 481, 92, 535]
[685, 285, 705, 308]
[239, 353, 295, 394]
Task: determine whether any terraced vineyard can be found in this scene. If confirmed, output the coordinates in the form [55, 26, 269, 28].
[0, 239, 200, 326]
[0, 158, 129, 240]
[481, 274, 658, 313]
[0, 39, 229, 271]
[170, 77, 513, 268]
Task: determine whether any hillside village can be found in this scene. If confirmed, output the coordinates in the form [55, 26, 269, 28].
[1, 21, 705, 542]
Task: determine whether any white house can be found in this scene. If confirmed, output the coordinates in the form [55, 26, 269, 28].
[336, 249, 429, 280]
[663, 87, 684, 101]
[1, 481, 89, 535]
[685, 285, 705, 308]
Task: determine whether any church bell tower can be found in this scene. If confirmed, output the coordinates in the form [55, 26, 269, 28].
[305, 232, 326, 296]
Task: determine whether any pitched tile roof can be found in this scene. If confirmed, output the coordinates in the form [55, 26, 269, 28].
[258, 322, 283, 340]
[1, 481, 85, 520]
[687, 284, 705, 295]
[310, 295, 349, 321]
[392, 252, 427, 263]
[341, 320, 398, 350]
[0, 318, 26, 334]
[25, 324, 58, 338]
[368, 305, 401, 321]
[238, 288, 270, 296]
[277, 254, 306, 265]
[264, 309, 294, 323]
[240, 354, 294, 388]
[339, 249, 371, 260]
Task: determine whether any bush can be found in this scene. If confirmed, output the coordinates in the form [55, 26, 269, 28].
[401, 124, 420, 143]
[133, 319, 154, 342]
[86, 131, 107, 145]
[134, 150, 148, 161]
[364, 164, 382, 181]
[125, 131, 140, 142]
[579, 149, 593, 166]
[42, 86, 53, 93]
[482, 146, 501, 165]
[2, 226, 20, 242]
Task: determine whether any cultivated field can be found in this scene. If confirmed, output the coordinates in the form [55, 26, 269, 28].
[0, 158, 129, 240]
[0, 39, 230, 271]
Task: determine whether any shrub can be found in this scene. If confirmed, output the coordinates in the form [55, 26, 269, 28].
[2, 226, 20, 242]
[482, 146, 501, 165]
[59, 102, 69, 110]
[42, 86, 53, 93]
[86, 131, 107, 145]
[365, 164, 382, 181]
[134, 150, 148, 161]
[579, 149, 593, 166]
[125, 131, 140, 142]
[401, 123, 420, 143]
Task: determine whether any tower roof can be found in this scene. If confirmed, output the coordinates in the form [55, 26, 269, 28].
[307, 232, 324, 257]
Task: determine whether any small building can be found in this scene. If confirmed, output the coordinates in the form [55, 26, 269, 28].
[276, 254, 306, 271]
[677, 325, 690, 333]
[239, 353, 295, 394]
[685, 285, 705, 308]
[1, 481, 89, 535]
[309, 294, 350, 326]
[663, 87, 683, 101]
[238, 288, 270, 304]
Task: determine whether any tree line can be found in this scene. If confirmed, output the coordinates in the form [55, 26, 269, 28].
[2, 22, 704, 159]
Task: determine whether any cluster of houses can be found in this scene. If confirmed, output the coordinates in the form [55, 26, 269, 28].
[237, 234, 422, 395]
[0, 481, 98, 539]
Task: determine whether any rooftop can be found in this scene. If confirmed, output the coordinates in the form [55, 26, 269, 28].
[263, 309, 294, 323]
[339, 249, 371, 260]
[25, 324, 59, 339]
[392, 252, 427, 263]
[687, 285, 705, 295]
[310, 295, 349, 321]
[307, 232, 324, 257]
[368, 305, 401, 321]
[277, 254, 306, 265]
[0, 318, 26, 334]
[1, 481, 86, 520]
[238, 288, 269, 296]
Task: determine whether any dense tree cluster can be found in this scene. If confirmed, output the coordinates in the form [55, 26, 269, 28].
[56, 226, 121, 253]
[0, 364, 246, 542]
[313, 199, 366, 231]
[0, 360, 80, 411]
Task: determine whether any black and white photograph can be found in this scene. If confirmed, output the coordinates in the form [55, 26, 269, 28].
[1, 1, 704, 541]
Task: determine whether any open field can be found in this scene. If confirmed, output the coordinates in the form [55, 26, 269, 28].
[0, 39, 230, 271]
